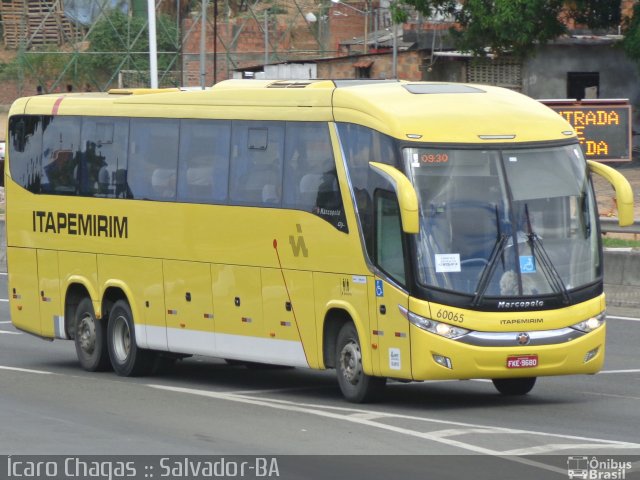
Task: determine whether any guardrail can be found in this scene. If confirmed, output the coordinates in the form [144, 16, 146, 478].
[600, 218, 640, 235]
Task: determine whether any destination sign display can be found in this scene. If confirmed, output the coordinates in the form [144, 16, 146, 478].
[542, 100, 632, 162]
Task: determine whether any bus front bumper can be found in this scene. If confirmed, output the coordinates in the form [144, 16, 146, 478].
[409, 323, 606, 381]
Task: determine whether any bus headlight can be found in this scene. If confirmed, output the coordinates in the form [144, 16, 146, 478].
[571, 313, 605, 333]
[402, 308, 469, 339]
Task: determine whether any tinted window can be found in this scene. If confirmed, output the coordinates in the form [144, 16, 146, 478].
[283, 122, 347, 232]
[41, 116, 81, 194]
[8, 115, 43, 193]
[177, 119, 230, 203]
[375, 191, 406, 285]
[229, 121, 284, 206]
[338, 123, 399, 253]
[79, 117, 130, 198]
[127, 118, 179, 201]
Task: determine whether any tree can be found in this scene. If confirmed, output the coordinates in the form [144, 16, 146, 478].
[569, 0, 621, 31]
[82, 8, 179, 85]
[622, 3, 640, 64]
[394, 0, 621, 58]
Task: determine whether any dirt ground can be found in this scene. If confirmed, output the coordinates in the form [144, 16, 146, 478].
[592, 158, 640, 240]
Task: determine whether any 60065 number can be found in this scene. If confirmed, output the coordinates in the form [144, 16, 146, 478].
[436, 309, 464, 323]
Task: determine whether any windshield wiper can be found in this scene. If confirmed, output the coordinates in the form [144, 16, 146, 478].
[471, 205, 506, 307]
[524, 204, 570, 304]
[471, 233, 509, 307]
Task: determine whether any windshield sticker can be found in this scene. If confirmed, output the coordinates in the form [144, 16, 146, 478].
[509, 156, 518, 162]
[520, 256, 537, 273]
[435, 254, 461, 273]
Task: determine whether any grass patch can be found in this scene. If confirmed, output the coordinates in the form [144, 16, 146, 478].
[602, 237, 640, 249]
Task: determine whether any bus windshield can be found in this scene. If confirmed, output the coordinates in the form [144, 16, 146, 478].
[404, 144, 600, 298]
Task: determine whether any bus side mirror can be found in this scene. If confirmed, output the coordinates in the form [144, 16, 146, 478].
[369, 162, 419, 234]
[587, 160, 635, 227]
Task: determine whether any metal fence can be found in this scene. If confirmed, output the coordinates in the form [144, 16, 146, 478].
[600, 218, 640, 235]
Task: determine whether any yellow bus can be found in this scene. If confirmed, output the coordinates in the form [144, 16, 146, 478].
[5, 80, 634, 402]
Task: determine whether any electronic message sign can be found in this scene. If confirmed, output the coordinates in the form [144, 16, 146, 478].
[542, 99, 632, 162]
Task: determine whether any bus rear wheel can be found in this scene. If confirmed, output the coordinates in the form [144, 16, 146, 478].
[107, 300, 154, 376]
[492, 377, 536, 395]
[74, 298, 111, 371]
[335, 323, 386, 403]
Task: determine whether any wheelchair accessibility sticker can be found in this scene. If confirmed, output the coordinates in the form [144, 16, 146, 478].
[520, 256, 536, 273]
[375, 280, 384, 297]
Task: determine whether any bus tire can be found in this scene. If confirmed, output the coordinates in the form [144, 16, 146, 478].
[335, 322, 386, 403]
[492, 377, 536, 395]
[74, 297, 111, 371]
[107, 299, 154, 377]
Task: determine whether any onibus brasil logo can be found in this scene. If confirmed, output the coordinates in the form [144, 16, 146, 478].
[567, 456, 632, 479]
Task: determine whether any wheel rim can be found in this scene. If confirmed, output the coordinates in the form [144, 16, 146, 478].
[339, 340, 362, 386]
[78, 313, 96, 355]
[112, 314, 131, 363]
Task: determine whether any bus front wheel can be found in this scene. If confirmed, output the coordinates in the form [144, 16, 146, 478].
[492, 377, 536, 395]
[107, 300, 154, 376]
[335, 323, 386, 403]
[74, 298, 111, 371]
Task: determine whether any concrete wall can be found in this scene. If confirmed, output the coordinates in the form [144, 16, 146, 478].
[522, 43, 640, 104]
[602, 250, 640, 308]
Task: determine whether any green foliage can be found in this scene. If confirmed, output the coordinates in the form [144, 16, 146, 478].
[397, 0, 620, 58]
[602, 237, 640, 249]
[622, 4, 640, 64]
[0, 8, 179, 90]
[84, 9, 179, 77]
[569, 0, 621, 31]
[451, 0, 566, 58]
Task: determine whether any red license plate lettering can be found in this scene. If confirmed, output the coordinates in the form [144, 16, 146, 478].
[506, 355, 538, 369]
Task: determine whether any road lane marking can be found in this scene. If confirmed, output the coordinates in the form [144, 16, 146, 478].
[0, 365, 56, 375]
[608, 315, 640, 322]
[0, 299, 9, 303]
[0, 320, 13, 324]
[0, 331, 21, 335]
[504, 443, 640, 455]
[599, 369, 640, 374]
[148, 383, 640, 474]
[582, 391, 640, 401]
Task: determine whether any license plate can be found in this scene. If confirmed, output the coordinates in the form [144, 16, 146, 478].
[506, 355, 538, 369]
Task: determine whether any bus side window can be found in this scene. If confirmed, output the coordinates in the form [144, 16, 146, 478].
[128, 118, 179, 201]
[41, 116, 81, 195]
[229, 121, 284, 206]
[283, 122, 348, 232]
[8, 115, 43, 193]
[177, 119, 230, 204]
[79, 117, 129, 198]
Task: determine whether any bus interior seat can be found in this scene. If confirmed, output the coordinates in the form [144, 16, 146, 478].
[449, 177, 500, 263]
[186, 166, 213, 198]
[151, 168, 176, 199]
[240, 150, 280, 204]
[298, 153, 333, 207]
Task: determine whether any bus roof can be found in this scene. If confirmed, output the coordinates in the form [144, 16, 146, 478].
[10, 79, 575, 145]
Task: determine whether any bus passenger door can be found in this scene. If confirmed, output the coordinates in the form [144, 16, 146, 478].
[37, 250, 62, 338]
[7, 248, 41, 335]
[163, 260, 215, 355]
[374, 278, 411, 379]
[373, 191, 412, 379]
